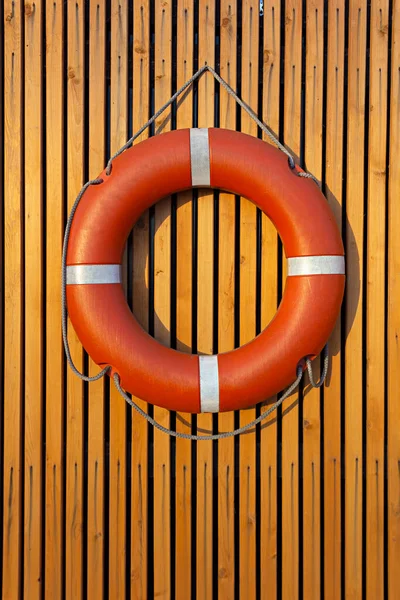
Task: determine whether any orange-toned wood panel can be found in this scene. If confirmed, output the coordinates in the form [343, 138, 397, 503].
[281, 2, 302, 598]
[86, 3, 106, 598]
[3, 1, 23, 598]
[366, 3, 389, 599]
[131, 3, 150, 598]
[66, 2, 85, 597]
[196, 4, 216, 599]
[109, 2, 129, 596]
[175, 0, 194, 597]
[238, 2, 258, 598]
[388, 4, 400, 600]
[303, 2, 323, 598]
[45, 0, 64, 597]
[345, 4, 367, 599]
[218, 1, 237, 597]
[260, 4, 280, 599]
[153, 1, 173, 597]
[324, 2, 345, 598]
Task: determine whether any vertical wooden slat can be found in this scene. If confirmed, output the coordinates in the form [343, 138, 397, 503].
[174, 1, 194, 597]
[345, 4, 367, 598]
[153, 0, 172, 596]
[87, 2, 106, 597]
[130, 3, 150, 598]
[366, 3, 388, 599]
[388, 5, 400, 599]
[238, 2, 258, 599]
[109, 2, 129, 597]
[281, 2, 302, 598]
[130, 2, 150, 597]
[196, 4, 215, 599]
[324, 2, 345, 598]
[2, 1, 23, 597]
[302, 2, 323, 598]
[24, 0, 43, 596]
[45, 0, 64, 597]
[218, 1, 237, 597]
[260, 3, 280, 598]
[66, 1, 85, 596]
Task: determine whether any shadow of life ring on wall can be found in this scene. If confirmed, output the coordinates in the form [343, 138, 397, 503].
[65, 128, 345, 414]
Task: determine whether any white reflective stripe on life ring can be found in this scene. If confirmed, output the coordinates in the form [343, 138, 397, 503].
[66, 264, 121, 285]
[287, 255, 345, 276]
[190, 128, 211, 187]
[199, 355, 220, 413]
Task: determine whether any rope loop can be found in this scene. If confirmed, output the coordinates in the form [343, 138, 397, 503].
[306, 344, 329, 388]
[113, 366, 304, 441]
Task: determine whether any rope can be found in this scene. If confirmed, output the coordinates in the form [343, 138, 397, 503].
[306, 343, 330, 388]
[61, 178, 110, 382]
[62, 63, 328, 437]
[113, 367, 304, 441]
[104, 64, 312, 174]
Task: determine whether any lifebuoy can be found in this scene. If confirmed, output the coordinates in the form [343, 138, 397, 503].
[66, 128, 345, 413]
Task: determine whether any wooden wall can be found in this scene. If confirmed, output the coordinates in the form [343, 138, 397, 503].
[1, 0, 400, 598]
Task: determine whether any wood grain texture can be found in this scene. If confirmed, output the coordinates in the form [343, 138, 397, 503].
[153, 1, 173, 597]
[174, 0, 194, 597]
[281, 2, 302, 598]
[86, 2, 106, 598]
[195, 4, 215, 599]
[324, 3, 345, 598]
[238, 2, 258, 598]
[217, 1, 237, 597]
[130, 3, 150, 598]
[109, 3, 129, 597]
[345, 4, 367, 599]
[302, 2, 323, 598]
[2, 1, 23, 598]
[260, 4, 280, 598]
[366, 3, 389, 599]
[24, 1, 43, 596]
[388, 5, 400, 599]
[66, 2, 85, 597]
[45, 1, 64, 598]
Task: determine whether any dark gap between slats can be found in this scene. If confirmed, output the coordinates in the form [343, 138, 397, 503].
[62, 1, 69, 596]
[103, 2, 112, 598]
[277, 3, 286, 598]
[234, 2, 243, 598]
[117, 3, 131, 598]
[125, 4, 134, 599]
[82, 2, 91, 595]
[170, 3, 178, 597]
[340, 2, 350, 597]
[191, 1, 199, 597]
[41, 0, 47, 596]
[383, 4, 394, 598]
[298, 3, 307, 597]
[20, 0, 27, 593]
[210, 6, 221, 599]
[320, 2, 329, 597]
[170, 189, 177, 600]
[255, 7, 264, 600]
[102, 10, 108, 594]
[362, 3, 372, 599]
[146, 2, 156, 597]
[0, 0, 4, 585]
[212, 3, 221, 598]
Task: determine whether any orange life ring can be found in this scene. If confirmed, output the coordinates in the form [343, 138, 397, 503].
[66, 128, 345, 413]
